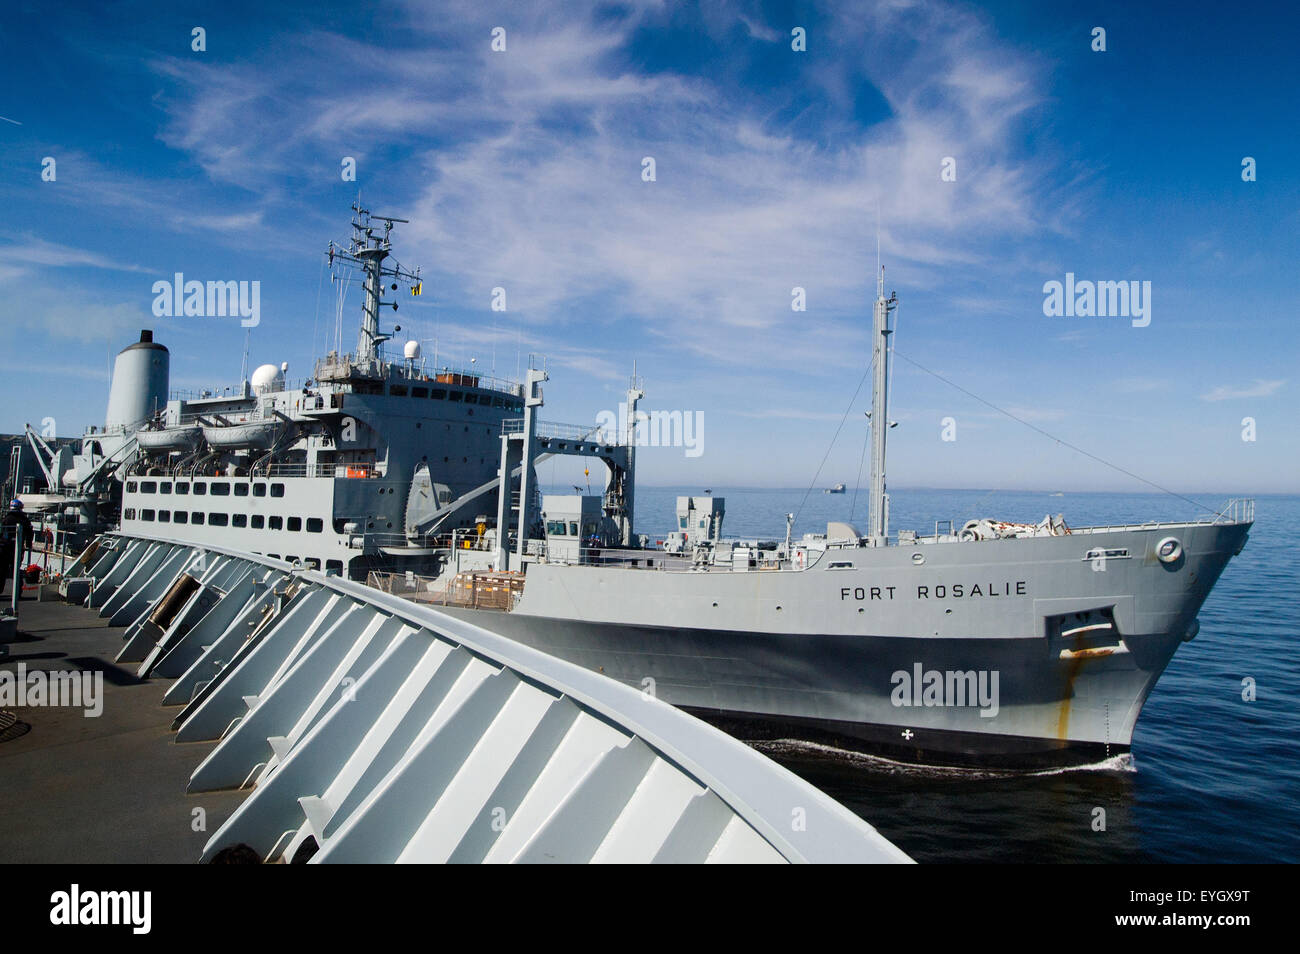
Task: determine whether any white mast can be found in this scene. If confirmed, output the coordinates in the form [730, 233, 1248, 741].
[867, 267, 897, 546]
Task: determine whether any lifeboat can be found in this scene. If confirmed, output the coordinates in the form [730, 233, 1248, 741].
[135, 423, 202, 451]
[201, 420, 282, 450]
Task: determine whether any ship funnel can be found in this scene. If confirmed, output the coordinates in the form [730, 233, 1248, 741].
[104, 329, 169, 434]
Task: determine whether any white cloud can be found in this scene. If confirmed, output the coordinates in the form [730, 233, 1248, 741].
[0, 236, 147, 275]
[140, 2, 1049, 372]
[1200, 379, 1285, 402]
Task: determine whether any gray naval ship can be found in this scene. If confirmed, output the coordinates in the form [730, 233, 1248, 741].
[82, 205, 1251, 769]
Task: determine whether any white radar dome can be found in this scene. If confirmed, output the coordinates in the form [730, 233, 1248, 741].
[251, 362, 285, 394]
[403, 340, 422, 360]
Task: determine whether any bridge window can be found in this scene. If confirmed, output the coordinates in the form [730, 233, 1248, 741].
[412, 387, 428, 398]
[570, 522, 579, 536]
[448, 391, 463, 402]
[464, 394, 478, 405]
[546, 521, 566, 536]
[431, 388, 446, 399]
[389, 385, 408, 397]
[492, 396, 504, 408]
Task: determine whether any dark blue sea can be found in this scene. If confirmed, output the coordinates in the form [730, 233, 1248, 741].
[610, 486, 1300, 864]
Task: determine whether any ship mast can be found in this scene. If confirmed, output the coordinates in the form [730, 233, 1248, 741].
[867, 268, 897, 546]
[326, 203, 421, 368]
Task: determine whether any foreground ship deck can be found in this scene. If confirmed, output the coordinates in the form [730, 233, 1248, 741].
[0, 534, 910, 863]
[0, 597, 247, 863]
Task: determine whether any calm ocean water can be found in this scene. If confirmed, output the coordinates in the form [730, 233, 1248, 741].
[617, 486, 1300, 863]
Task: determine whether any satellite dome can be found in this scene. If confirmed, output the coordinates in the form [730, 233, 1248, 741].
[250, 363, 285, 394]
[403, 340, 422, 360]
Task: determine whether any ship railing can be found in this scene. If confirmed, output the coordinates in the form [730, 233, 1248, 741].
[353, 531, 421, 550]
[368, 568, 524, 611]
[1198, 497, 1255, 525]
[422, 367, 523, 396]
[315, 352, 524, 395]
[501, 419, 617, 443]
[170, 378, 311, 403]
[177, 406, 277, 427]
[365, 570, 452, 603]
[314, 353, 384, 381]
[1034, 499, 1257, 535]
[448, 528, 495, 551]
[254, 462, 341, 478]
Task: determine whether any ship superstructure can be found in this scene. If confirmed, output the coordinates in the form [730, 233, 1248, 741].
[118, 206, 529, 578]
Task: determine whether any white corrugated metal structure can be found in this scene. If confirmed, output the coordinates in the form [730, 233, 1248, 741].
[65, 533, 910, 864]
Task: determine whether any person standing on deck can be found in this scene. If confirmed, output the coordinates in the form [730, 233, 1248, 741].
[0, 499, 34, 597]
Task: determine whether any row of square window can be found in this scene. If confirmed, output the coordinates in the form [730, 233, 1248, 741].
[388, 385, 521, 410]
[126, 480, 286, 497]
[125, 509, 323, 532]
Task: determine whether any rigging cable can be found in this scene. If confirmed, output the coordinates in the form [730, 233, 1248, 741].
[794, 351, 874, 529]
[891, 348, 1212, 512]
[311, 254, 326, 369]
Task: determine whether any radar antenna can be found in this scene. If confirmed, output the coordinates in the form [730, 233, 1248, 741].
[325, 203, 423, 367]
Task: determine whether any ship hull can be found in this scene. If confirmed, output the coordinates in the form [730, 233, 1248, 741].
[440, 520, 1250, 768]
[436, 610, 1173, 767]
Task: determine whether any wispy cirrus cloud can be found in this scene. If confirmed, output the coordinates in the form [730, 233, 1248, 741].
[1201, 379, 1286, 402]
[136, 0, 1053, 378]
[0, 236, 148, 274]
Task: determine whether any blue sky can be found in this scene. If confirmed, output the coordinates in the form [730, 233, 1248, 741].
[1, 0, 1296, 497]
